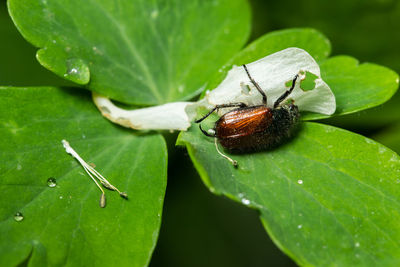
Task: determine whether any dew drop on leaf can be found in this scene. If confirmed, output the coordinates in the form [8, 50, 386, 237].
[241, 198, 250, 205]
[63, 58, 90, 84]
[47, 177, 57, 188]
[14, 212, 24, 222]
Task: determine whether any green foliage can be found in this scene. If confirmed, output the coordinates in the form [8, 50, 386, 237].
[373, 122, 400, 154]
[8, 0, 250, 105]
[0, 3, 67, 86]
[0, 87, 167, 266]
[1, 0, 400, 266]
[178, 122, 400, 266]
[320, 56, 399, 118]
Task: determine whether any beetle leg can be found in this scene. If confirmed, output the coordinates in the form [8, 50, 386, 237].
[243, 64, 267, 105]
[274, 74, 299, 108]
[199, 124, 216, 137]
[195, 103, 247, 123]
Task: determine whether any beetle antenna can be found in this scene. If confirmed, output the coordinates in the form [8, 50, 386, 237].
[214, 138, 238, 167]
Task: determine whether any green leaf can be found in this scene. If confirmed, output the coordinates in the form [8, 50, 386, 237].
[372, 122, 400, 154]
[0, 3, 69, 86]
[305, 55, 400, 120]
[178, 122, 400, 266]
[8, 0, 251, 105]
[0, 87, 167, 266]
[320, 91, 400, 131]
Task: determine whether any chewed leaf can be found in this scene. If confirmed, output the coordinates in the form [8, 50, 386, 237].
[300, 71, 319, 91]
[93, 48, 336, 131]
[197, 48, 336, 115]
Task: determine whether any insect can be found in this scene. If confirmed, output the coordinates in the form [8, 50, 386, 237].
[195, 64, 300, 166]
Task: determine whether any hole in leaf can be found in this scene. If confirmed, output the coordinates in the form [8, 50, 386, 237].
[300, 71, 318, 91]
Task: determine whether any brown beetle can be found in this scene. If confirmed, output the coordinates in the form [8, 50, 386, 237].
[195, 64, 300, 166]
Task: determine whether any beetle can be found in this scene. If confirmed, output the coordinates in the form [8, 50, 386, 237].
[195, 64, 300, 166]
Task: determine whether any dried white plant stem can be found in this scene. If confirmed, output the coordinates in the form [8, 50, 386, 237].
[62, 140, 128, 208]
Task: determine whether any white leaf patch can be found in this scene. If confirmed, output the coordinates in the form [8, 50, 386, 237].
[92, 95, 191, 131]
[93, 48, 336, 131]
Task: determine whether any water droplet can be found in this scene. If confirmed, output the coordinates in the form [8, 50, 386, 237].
[241, 198, 250, 205]
[355, 242, 360, 247]
[14, 212, 24, 222]
[297, 179, 303, 185]
[59, 196, 63, 199]
[47, 177, 57, 188]
[178, 85, 185, 93]
[64, 58, 90, 84]
[396, 179, 400, 184]
[17, 164, 22, 170]
[297, 224, 302, 229]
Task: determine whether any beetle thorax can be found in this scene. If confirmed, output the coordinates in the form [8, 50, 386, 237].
[271, 103, 300, 135]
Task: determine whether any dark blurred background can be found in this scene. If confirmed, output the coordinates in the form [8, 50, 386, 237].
[1, 0, 399, 266]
